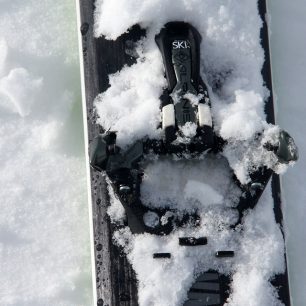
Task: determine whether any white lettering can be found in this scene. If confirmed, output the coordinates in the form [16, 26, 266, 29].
[172, 40, 190, 49]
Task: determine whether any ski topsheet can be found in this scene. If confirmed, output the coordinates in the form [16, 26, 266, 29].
[77, 0, 297, 305]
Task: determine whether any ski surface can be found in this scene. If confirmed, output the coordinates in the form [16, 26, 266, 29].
[77, 1, 141, 304]
[258, 0, 291, 304]
[77, 0, 291, 305]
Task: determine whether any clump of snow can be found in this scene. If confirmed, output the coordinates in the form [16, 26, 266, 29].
[94, 42, 165, 148]
[224, 125, 296, 184]
[228, 270, 282, 306]
[143, 211, 160, 228]
[228, 188, 285, 306]
[0, 68, 43, 117]
[178, 122, 198, 139]
[219, 90, 265, 141]
[184, 92, 203, 106]
[106, 177, 126, 223]
[170, 91, 202, 107]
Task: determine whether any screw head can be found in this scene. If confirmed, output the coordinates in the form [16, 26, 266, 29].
[119, 185, 131, 194]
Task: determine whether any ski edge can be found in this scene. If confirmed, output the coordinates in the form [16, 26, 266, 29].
[75, 0, 98, 304]
[259, 0, 292, 304]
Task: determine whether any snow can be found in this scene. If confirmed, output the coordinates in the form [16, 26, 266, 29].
[106, 152, 286, 306]
[219, 90, 265, 141]
[94, 47, 165, 148]
[0, 0, 92, 305]
[1, 0, 305, 304]
[106, 177, 126, 223]
[0, 67, 43, 116]
[184, 180, 224, 206]
[109, 182, 285, 306]
[228, 192, 286, 306]
[140, 157, 239, 212]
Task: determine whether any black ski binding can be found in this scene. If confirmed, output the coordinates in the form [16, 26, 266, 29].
[90, 22, 298, 236]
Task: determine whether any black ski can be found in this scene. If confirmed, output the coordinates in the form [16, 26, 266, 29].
[258, 1, 291, 304]
[77, 0, 294, 305]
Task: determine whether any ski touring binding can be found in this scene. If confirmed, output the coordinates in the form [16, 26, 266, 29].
[85, 19, 298, 306]
[90, 22, 298, 236]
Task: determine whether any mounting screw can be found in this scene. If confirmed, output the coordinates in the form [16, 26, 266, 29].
[119, 185, 131, 194]
[250, 182, 264, 190]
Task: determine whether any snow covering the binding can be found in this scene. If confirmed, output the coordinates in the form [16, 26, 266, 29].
[140, 156, 241, 212]
[95, 45, 165, 147]
[108, 180, 285, 306]
[94, 0, 268, 148]
[94, 0, 290, 305]
[92, 0, 294, 180]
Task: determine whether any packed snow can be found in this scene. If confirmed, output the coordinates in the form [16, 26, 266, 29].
[140, 157, 240, 212]
[0, 0, 92, 305]
[93, 0, 297, 305]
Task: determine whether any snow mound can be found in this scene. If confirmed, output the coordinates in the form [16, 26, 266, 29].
[95, 44, 165, 147]
[219, 90, 265, 141]
[0, 68, 43, 117]
[140, 157, 238, 212]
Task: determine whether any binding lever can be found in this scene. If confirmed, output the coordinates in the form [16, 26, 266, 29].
[156, 22, 214, 149]
[264, 129, 298, 164]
